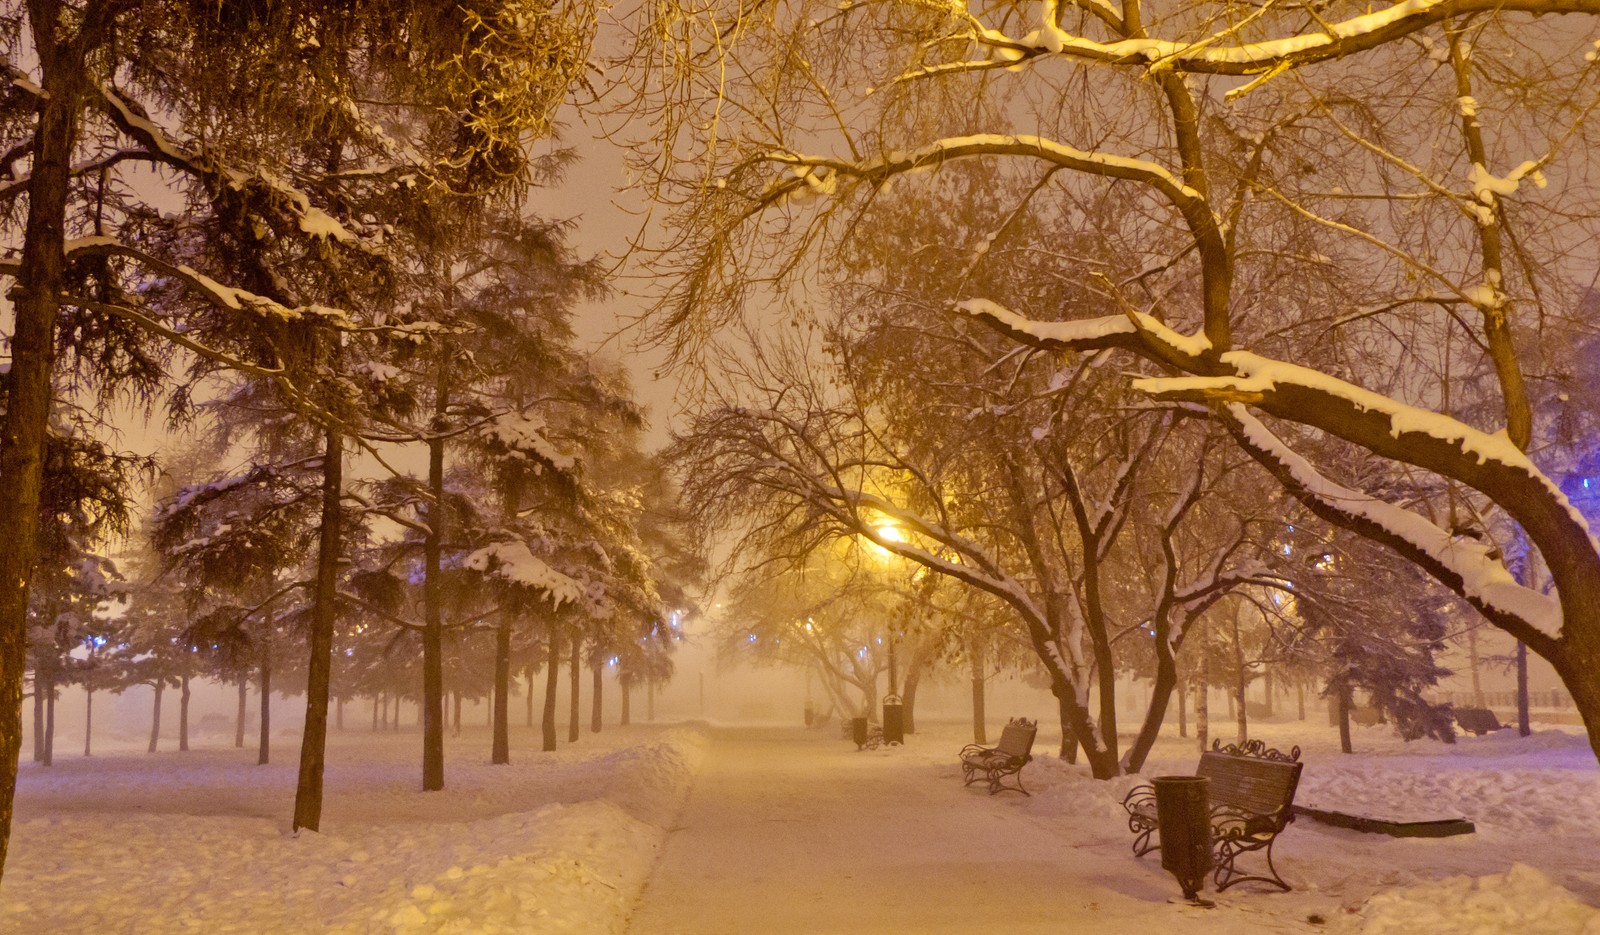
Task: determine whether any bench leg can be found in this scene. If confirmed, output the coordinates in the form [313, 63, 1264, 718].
[1131, 826, 1156, 857]
[1213, 836, 1290, 893]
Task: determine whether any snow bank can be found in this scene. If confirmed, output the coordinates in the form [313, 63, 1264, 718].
[2, 726, 708, 934]
[1338, 864, 1600, 934]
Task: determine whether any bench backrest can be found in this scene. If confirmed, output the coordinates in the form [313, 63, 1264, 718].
[1196, 749, 1302, 820]
[996, 718, 1037, 760]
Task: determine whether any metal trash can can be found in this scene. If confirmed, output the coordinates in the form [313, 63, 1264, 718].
[1153, 775, 1212, 902]
[881, 694, 904, 745]
[851, 716, 869, 748]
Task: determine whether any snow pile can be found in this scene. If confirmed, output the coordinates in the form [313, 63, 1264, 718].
[1339, 864, 1600, 935]
[3, 726, 708, 935]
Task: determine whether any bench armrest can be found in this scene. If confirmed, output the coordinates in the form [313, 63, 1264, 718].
[959, 743, 994, 758]
[1122, 784, 1157, 812]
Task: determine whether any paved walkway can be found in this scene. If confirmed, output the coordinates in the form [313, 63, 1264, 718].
[624, 726, 1189, 935]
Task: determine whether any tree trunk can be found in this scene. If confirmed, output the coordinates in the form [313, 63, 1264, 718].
[451, 691, 461, 737]
[293, 426, 342, 830]
[178, 670, 191, 752]
[31, 688, 43, 763]
[1232, 606, 1248, 745]
[236, 678, 247, 748]
[421, 384, 447, 790]
[42, 673, 54, 767]
[259, 652, 272, 766]
[148, 682, 164, 754]
[372, 693, 380, 732]
[542, 625, 560, 751]
[1, 0, 101, 881]
[1262, 667, 1275, 717]
[1517, 641, 1531, 737]
[336, 697, 344, 732]
[1054, 689, 1079, 766]
[900, 649, 927, 734]
[1467, 627, 1486, 708]
[1297, 681, 1306, 721]
[969, 645, 987, 744]
[1197, 648, 1210, 753]
[492, 619, 511, 765]
[568, 637, 580, 743]
[1178, 672, 1188, 739]
[1337, 681, 1354, 754]
[526, 662, 536, 728]
[620, 675, 631, 726]
[83, 688, 92, 757]
[1121, 637, 1180, 774]
[591, 664, 603, 734]
[646, 677, 656, 722]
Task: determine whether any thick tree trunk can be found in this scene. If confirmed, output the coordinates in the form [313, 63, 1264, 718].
[259, 653, 272, 766]
[1232, 607, 1248, 745]
[620, 675, 631, 726]
[971, 677, 987, 745]
[492, 619, 511, 765]
[542, 626, 560, 751]
[1197, 649, 1210, 753]
[591, 664, 603, 734]
[236, 679, 247, 748]
[568, 637, 580, 743]
[1297, 681, 1306, 721]
[1517, 641, 1531, 737]
[83, 689, 92, 758]
[148, 682, 164, 754]
[1262, 667, 1275, 717]
[0, 0, 100, 881]
[1122, 647, 1179, 774]
[179, 670, 191, 752]
[293, 427, 341, 829]
[421, 391, 447, 790]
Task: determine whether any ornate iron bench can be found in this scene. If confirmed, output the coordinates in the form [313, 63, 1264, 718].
[1455, 706, 1505, 735]
[1122, 739, 1303, 892]
[958, 717, 1037, 796]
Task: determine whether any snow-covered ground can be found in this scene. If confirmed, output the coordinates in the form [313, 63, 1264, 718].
[4, 713, 1599, 934]
[2, 723, 708, 934]
[627, 716, 1600, 934]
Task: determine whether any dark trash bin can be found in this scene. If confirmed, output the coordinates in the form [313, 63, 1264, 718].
[1153, 775, 1212, 902]
[881, 695, 904, 745]
[851, 716, 869, 748]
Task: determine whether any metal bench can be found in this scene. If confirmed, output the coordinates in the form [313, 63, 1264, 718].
[958, 717, 1037, 796]
[1455, 706, 1505, 735]
[1122, 739, 1303, 892]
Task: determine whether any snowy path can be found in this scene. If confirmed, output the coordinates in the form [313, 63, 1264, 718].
[627, 723, 1600, 935]
[627, 726, 1192, 935]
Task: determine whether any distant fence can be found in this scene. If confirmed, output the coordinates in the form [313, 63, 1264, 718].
[1435, 689, 1573, 710]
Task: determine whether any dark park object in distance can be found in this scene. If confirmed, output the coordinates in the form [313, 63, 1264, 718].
[881, 694, 904, 746]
